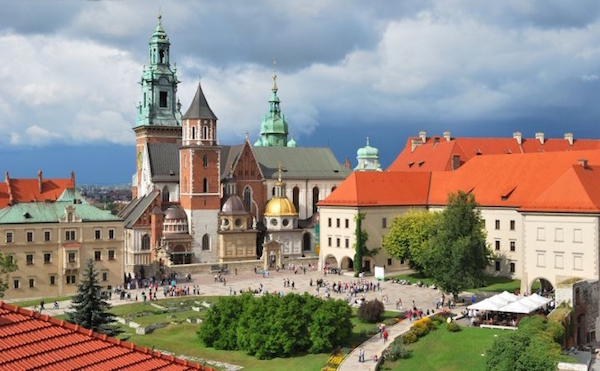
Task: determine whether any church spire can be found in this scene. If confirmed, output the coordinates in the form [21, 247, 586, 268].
[255, 60, 290, 147]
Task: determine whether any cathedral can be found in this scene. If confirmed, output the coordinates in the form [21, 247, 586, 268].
[119, 16, 353, 276]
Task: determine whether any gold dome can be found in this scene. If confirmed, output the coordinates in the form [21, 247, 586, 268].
[264, 197, 297, 216]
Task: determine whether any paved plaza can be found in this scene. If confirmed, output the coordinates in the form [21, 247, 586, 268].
[13, 267, 449, 370]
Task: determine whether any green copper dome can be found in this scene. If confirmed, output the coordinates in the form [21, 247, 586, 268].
[254, 66, 290, 147]
[356, 137, 379, 158]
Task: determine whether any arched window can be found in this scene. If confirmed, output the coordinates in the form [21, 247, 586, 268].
[202, 234, 210, 251]
[162, 186, 170, 202]
[272, 187, 276, 196]
[191, 126, 196, 140]
[203, 154, 208, 168]
[293, 187, 300, 213]
[203, 126, 209, 139]
[312, 187, 320, 214]
[243, 186, 253, 211]
[141, 234, 150, 250]
[203, 178, 208, 193]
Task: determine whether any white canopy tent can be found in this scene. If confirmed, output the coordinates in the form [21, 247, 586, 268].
[468, 291, 552, 314]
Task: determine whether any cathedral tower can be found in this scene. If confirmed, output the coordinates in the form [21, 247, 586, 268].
[133, 14, 182, 198]
[180, 81, 221, 262]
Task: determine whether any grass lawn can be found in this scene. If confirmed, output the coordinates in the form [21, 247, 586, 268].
[381, 324, 509, 371]
[11, 296, 72, 308]
[390, 273, 541, 294]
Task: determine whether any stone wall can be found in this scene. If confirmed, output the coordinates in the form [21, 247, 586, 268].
[166, 256, 318, 277]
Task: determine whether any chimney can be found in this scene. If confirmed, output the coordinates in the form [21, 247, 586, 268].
[443, 131, 451, 142]
[419, 130, 427, 144]
[4, 171, 8, 184]
[452, 155, 461, 170]
[578, 158, 588, 169]
[535, 132, 544, 144]
[411, 138, 422, 152]
[513, 132, 522, 145]
[564, 132, 574, 146]
[38, 170, 43, 193]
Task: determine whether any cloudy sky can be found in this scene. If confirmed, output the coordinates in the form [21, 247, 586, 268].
[2, 0, 600, 184]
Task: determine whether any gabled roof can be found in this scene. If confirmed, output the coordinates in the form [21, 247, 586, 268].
[252, 147, 351, 180]
[219, 144, 245, 179]
[318, 171, 431, 207]
[0, 301, 212, 370]
[119, 190, 160, 228]
[148, 143, 179, 182]
[0, 172, 75, 208]
[323, 149, 600, 213]
[388, 134, 600, 172]
[182, 82, 217, 120]
[0, 201, 121, 224]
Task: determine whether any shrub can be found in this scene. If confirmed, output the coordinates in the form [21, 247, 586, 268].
[382, 337, 411, 361]
[430, 315, 445, 325]
[357, 299, 385, 323]
[402, 329, 418, 344]
[446, 322, 461, 332]
[412, 321, 430, 337]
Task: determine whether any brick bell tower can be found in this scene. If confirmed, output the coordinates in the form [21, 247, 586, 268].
[132, 14, 182, 199]
[180, 81, 221, 262]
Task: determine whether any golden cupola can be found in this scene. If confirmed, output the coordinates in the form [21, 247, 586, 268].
[264, 163, 298, 217]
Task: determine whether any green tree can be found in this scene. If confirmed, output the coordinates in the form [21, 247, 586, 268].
[382, 210, 440, 274]
[424, 191, 492, 298]
[0, 253, 17, 298]
[353, 213, 367, 276]
[67, 259, 122, 337]
[486, 315, 560, 371]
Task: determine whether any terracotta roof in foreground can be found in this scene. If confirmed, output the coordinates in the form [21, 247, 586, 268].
[0, 301, 213, 371]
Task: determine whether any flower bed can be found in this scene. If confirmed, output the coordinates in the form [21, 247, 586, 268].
[321, 352, 344, 371]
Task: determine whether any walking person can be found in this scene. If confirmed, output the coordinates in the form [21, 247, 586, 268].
[383, 330, 388, 343]
[358, 347, 365, 362]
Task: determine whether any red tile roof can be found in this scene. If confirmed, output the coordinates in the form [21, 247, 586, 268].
[318, 171, 431, 207]
[322, 149, 600, 213]
[0, 301, 214, 371]
[388, 135, 600, 172]
[0, 171, 75, 208]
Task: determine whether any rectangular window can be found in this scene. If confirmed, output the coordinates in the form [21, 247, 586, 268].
[65, 230, 76, 241]
[66, 275, 76, 285]
[495, 220, 500, 230]
[26, 231, 33, 242]
[26, 254, 33, 265]
[44, 253, 51, 264]
[13, 279, 20, 289]
[159, 91, 168, 108]
[537, 227, 545, 241]
[68, 252, 76, 263]
[49, 275, 56, 286]
[510, 240, 516, 252]
[495, 240, 500, 251]
[102, 272, 108, 282]
[336, 238, 340, 248]
[555, 254, 564, 269]
[7, 255, 14, 264]
[382, 218, 387, 229]
[509, 262, 515, 273]
[108, 250, 115, 260]
[108, 229, 115, 240]
[336, 219, 340, 228]
[95, 230, 101, 240]
[555, 228, 564, 242]
[387, 258, 392, 266]
[28, 278, 34, 288]
[495, 260, 501, 272]
[345, 238, 349, 248]
[44, 230, 51, 242]
[328, 218, 332, 227]
[573, 254, 583, 270]
[6, 231, 13, 243]
[574, 229, 583, 243]
[510, 220, 515, 231]
[345, 219, 349, 228]
[328, 237, 332, 247]
[536, 252, 546, 267]
[94, 251, 101, 261]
